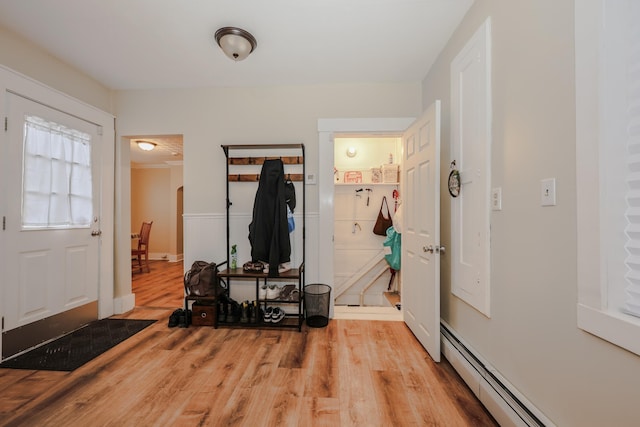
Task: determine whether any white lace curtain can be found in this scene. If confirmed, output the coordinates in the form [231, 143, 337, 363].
[22, 115, 93, 228]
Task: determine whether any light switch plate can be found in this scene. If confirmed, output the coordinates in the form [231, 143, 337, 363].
[306, 173, 316, 185]
[491, 187, 502, 211]
[541, 178, 556, 206]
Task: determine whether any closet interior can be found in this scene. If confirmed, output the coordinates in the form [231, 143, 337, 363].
[333, 136, 402, 307]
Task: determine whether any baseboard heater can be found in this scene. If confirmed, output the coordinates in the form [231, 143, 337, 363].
[440, 322, 555, 427]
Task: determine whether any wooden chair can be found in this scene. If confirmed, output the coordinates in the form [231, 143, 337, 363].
[132, 221, 153, 273]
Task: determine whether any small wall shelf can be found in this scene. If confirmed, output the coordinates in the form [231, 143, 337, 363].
[335, 182, 399, 186]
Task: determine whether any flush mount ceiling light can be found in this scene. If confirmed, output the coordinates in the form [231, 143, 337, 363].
[215, 26, 257, 61]
[137, 140, 157, 151]
[346, 146, 358, 157]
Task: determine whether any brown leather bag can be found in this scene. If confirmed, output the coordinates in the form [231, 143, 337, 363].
[373, 196, 393, 236]
[184, 261, 226, 297]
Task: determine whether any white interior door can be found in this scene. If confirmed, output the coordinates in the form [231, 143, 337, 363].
[402, 100, 441, 362]
[3, 93, 101, 336]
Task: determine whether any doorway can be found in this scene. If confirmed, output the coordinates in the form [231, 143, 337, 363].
[0, 67, 115, 360]
[318, 118, 414, 321]
[129, 135, 184, 270]
[332, 136, 401, 309]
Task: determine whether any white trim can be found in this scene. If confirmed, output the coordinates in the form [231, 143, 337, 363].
[450, 17, 492, 317]
[575, 0, 640, 356]
[441, 321, 555, 427]
[578, 304, 640, 356]
[114, 293, 136, 315]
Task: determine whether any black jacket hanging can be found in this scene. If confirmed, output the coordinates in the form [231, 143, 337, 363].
[248, 159, 291, 277]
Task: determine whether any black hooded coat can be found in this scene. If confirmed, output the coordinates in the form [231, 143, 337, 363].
[248, 159, 291, 277]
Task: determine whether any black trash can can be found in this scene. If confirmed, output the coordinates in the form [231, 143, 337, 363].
[304, 284, 331, 327]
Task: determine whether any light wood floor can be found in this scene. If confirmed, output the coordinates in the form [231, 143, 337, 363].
[0, 261, 497, 426]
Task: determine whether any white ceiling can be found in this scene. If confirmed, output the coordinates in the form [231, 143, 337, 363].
[0, 0, 474, 164]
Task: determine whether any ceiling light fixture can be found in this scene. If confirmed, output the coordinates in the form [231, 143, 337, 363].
[215, 27, 257, 61]
[137, 140, 157, 151]
[346, 147, 358, 157]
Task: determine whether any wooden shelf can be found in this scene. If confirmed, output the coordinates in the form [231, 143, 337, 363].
[227, 156, 303, 166]
[217, 267, 302, 279]
[228, 173, 304, 182]
[335, 182, 398, 186]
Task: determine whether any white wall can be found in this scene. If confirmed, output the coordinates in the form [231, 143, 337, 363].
[423, 0, 640, 425]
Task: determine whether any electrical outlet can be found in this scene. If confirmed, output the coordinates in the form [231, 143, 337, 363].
[491, 187, 502, 211]
[541, 178, 556, 206]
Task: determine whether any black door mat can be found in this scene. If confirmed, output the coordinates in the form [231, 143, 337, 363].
[0, 318, 156, 372]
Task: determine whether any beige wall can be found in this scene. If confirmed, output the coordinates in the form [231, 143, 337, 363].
[131, 168, 170, 256]
[131, 165, 184, 259]
[114, 84, 421, 216]
[0, 26, 113, 113]
[422, 0, 640, 425]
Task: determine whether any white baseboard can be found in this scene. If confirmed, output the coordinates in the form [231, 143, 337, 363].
[440, 321, 555, 427]
[113, 293, 135, 314]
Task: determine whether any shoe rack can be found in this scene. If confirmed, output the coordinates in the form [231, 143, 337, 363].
[217, 144, 305, 331]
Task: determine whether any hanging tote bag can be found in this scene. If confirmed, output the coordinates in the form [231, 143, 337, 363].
[383, 226, 402, 270]
[373, 196, 393, 236]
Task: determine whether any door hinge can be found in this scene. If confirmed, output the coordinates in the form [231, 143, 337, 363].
[4, 116, 7, 132]
[1, 316, 4, 331]
[2, 216, 5, 231]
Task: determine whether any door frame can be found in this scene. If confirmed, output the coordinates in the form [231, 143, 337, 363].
[318, 118, 415, 318]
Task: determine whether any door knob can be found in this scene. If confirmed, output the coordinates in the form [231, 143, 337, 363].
[423, 245, 434, 253]
[435, 245, 446, 255]
[91, 230, 102, 236]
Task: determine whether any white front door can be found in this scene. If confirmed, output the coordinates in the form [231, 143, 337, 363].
[3, 93, 101, 354]
[402, 101, 441, 362]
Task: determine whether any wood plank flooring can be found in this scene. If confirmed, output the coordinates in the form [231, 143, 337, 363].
[0, 261, 497, 427]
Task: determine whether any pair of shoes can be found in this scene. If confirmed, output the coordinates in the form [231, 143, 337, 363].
[243, 261, 265, 273]
[168, 309, 183, 327]
[217, 294, 241, 323]
[263, 306, 286, 323]
[226, 301, 241, 323]
[259, 284, 280, 300]
[278, 284, 297, 300]
[177, 309, 191, 328]
[288, 289, 301, 302]
[262, 262, 292, 274]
